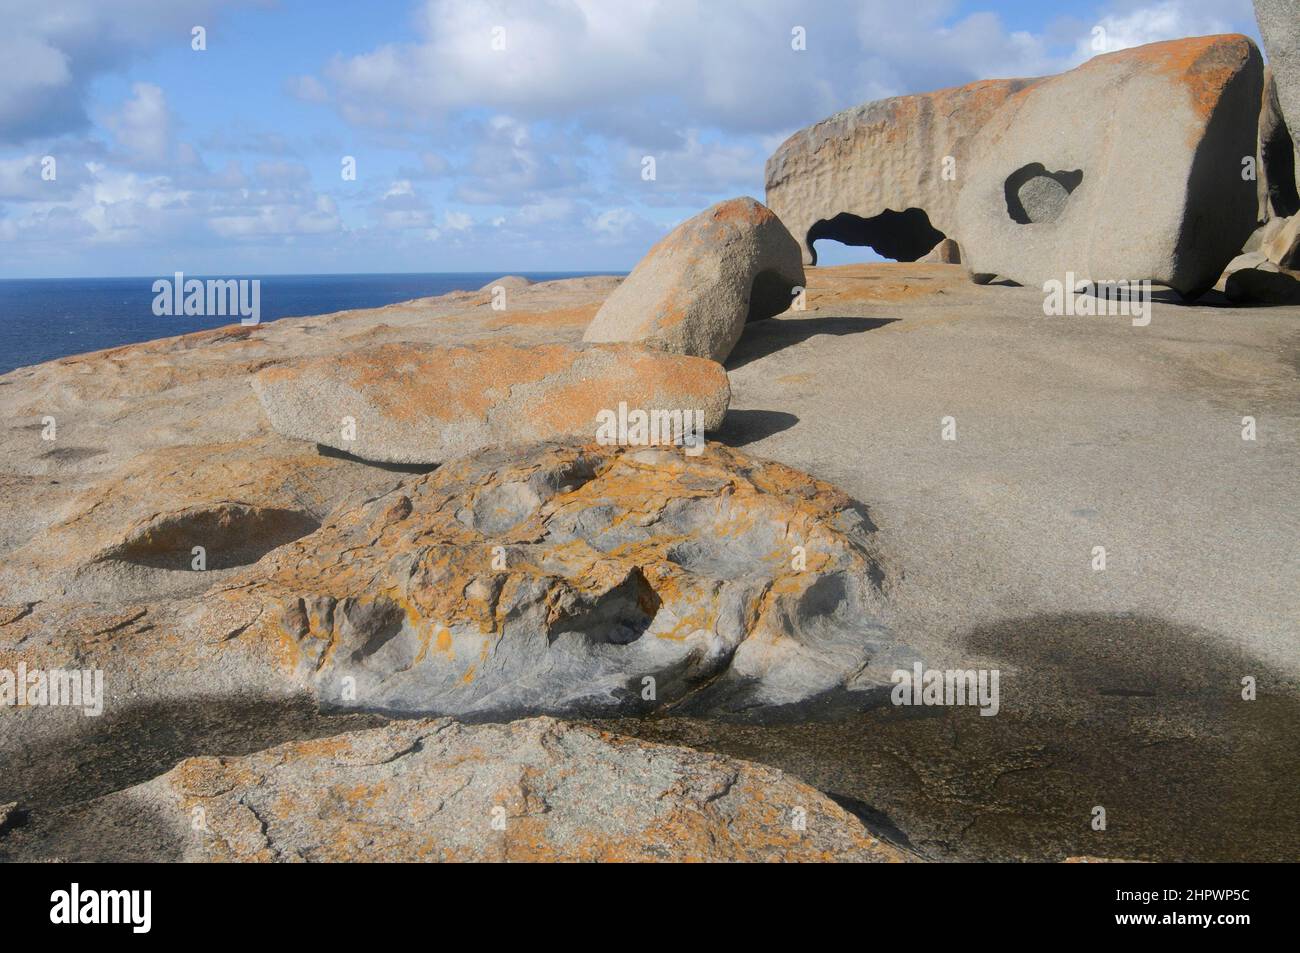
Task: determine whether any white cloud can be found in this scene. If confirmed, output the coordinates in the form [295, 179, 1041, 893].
[1071, 0, 1252, 61]
[286, 74, 330, 104]
[0, 0, 255, 144]
[106, 83, 173, 165]
[442, 209, 472, 230]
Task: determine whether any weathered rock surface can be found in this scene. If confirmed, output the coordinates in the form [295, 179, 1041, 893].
[253, 342, 730, 464]
[4, 261, 1299, 863]
[581, 197, 804, 362]
[765, 79, 1040, 265]
[920, 238, 962, 264]
[1255, 1, 1300, 189]
[1263, 213, 1300, 267]
[205, 440, 898, 718]
[0, 717, 911, 862]
[1259, 67, 1299, 219]
[955, 36, 1263, 297]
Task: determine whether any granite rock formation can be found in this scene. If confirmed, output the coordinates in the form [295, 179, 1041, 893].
[765, 79, 1040, 266]
[582, 197, 804, 362]
[253, 342, 730, 464]
[955, 35, 1263, 298]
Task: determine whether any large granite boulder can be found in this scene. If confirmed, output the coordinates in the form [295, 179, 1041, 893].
[204, 440, 902, 720]
[954, 35, 1264, 298]
[1255, 1, 1300, 193]
[581, 197, 804, 363]
[765, 79, 1040, 266]
[253, 342, 730, 464]
[1, 717, 911, 862]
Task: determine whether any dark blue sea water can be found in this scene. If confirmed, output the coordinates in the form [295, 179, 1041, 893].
[0, 272, 609, 375]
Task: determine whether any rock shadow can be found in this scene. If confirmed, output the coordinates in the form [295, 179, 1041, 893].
[316, 443, 439, 473]
[602, 612, 1300, 862]
[0, 694, 386, 815]
[727, 315, 895, 369]
[712, 409, 799, 447]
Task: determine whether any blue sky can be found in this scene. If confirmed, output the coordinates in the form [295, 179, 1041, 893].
[0, 0, 1261, 277]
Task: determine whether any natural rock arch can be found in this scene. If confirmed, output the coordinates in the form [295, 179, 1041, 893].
[805, 208, 946, 265]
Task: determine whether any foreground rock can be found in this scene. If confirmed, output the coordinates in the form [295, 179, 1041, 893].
[253, 342, 730, 464]
[0, 717, 910, 862]
[582, 197, 804, 362]
[955, 36, 1263, 297]
[766, 79, 1038, 265]
[205, 441, 898, 719]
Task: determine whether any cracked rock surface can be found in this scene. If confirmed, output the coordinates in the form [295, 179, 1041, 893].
[0, 716, 911, 862]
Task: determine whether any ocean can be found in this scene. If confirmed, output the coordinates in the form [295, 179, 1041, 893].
[0, 272, 609, 376]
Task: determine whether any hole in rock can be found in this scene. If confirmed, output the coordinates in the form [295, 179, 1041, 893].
[547, 567, 661, 646]
[806, 209, 946, 266]
[99, 503, 321, 571]
[1004, 163, 1083, 224]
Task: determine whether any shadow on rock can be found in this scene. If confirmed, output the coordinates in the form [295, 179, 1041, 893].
[0, 693, 385, 815]
[712, 409, 800, 447]
[726, 315, 895, 369]
[600, 612, 1300, 862]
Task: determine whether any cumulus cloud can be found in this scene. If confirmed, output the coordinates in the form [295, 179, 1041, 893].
[1070, 0, 1255, 61]
[0, 0, 1267, 275]
[106, 83, 174, 165]
[0, 0, 253, 144]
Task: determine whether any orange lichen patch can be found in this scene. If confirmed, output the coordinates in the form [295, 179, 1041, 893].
[1099, 34, 1254, 122]
[768, 76, 1038, 174]
[267, 342, 583, 426]
[519, 349, 725, 435]
[434, 627, 454, 658]
[711, 198, 775, 227]
[172, 756, 260, 798]
[486, 303, 599, 329]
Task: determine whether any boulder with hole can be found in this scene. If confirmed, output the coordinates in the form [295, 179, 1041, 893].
[955, 35, 1264, 298]
[765, 79, 1040, 266]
